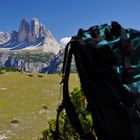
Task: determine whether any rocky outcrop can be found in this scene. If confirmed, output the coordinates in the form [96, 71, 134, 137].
[41, 50, 76, 74]
[0, 50, 76, 73]
[11, 31, 18, 41]
[28, 18, 40, 42]
[18, 18, 29, 42]
[41, 50, 63, 73]
[0, 18, 61, 54]
[0, 52, 55, 72]
[0, 32, 10, 44]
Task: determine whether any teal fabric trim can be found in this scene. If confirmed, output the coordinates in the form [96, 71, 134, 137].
[97, 40, 108, 46]
[122, 84, 131, 93]
[133, 74, 140, 79]
[82, 32, 92, 40]
[97, 37, 120, 47]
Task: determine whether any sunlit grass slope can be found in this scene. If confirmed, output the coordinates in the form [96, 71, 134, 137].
[0, 72, 79, 140]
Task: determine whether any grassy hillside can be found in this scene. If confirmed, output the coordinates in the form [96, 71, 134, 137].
[0, 72, 79, 140]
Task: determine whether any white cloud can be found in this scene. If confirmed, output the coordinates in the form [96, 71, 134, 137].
[60, 37, 71, 47]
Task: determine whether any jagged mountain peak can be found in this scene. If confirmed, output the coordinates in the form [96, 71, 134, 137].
[18, 18, 29, 42]
[32, 17, 39, 21]
[21, 18, 29, 23]
[0, 32, 10, 44]
[0, 18, 61, 54]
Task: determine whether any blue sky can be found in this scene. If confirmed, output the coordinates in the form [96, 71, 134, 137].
[0, 0, 140, 41]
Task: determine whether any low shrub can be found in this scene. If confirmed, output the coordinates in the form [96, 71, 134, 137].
[41, 87, 93, 140]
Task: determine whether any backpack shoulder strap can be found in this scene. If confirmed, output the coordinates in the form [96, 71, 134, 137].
[62, 40, 85, 135]
[53, 39, 96, 140]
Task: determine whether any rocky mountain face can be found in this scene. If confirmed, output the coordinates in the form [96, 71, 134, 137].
[0, 32, 10, 44]
[0, 18, 73, 73]
[41, 50, 64, 73]
[40, 49, 76, 74]
[0, 52, 55, 73]
[0, 50, 76, 73]
[0, 18, 61, 54]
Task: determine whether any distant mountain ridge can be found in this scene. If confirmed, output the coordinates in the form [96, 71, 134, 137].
[0, 52, 55, 73]
[0, 18, 61, 54]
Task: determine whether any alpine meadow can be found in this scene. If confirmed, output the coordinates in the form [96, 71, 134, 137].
[0, 71, 79, 139]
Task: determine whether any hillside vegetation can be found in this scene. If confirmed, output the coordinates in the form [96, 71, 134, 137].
[0, 72, 79, 140]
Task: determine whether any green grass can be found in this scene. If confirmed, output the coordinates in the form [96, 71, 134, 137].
[0, 72, 79, 140]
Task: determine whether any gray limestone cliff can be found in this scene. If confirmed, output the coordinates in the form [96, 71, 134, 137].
[0, 52, 55, 72]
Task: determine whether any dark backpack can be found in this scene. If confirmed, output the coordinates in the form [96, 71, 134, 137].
[53, 23, 140, 140]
